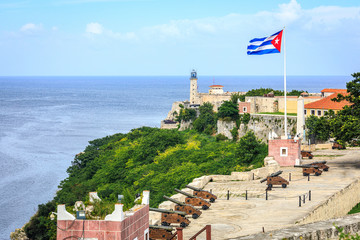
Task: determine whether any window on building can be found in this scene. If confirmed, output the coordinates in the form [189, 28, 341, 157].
[280, 147, 288, 157]
[144, 229, 149, 240]
[304, 110, 307, 115]
[317, 110, 321, 116]
[311, 110, 315, 115]
[324, 110, 328, 115]
[243, 107, 247, 112]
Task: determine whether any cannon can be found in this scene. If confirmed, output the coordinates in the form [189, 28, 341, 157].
[186, 184, 217, 203]
[310, 161, 329, 171]
[331, 141, 346, 150]
[260, 170, 288, 190]
[150, 208, 190, 228]
[301, 151, 313, 159]
[174, 188, 211, 210]
[294, 164, 322, 176]
[163, 196, 202, 219]
[149, 225, 175, 240]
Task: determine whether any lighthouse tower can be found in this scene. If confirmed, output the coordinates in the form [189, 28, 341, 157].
[190, 70, 199, 104]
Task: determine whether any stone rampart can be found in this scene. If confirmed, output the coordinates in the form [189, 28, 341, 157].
[234, 213, 360, 240]
[298, 178, 360, 225]
[151, 164, 280, 225]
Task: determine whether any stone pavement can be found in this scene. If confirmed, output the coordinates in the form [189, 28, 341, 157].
[182, 148, 360, 240]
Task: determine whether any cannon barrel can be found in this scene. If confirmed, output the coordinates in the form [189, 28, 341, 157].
[311, 161, 327, 164]
[174, 188, 196, 198]
[260, 178, 267, 183]
[149, 207, 186, 216]
[269, 170, 283, 177]
[149, 225, 174, 231]
[185, 185, 202, 191]
[163, 196, 185, 206]
[295, 164, 319, 169]
[260, 170, 283, 183]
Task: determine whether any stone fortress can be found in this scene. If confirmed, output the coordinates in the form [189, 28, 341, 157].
[162, 71, 349, 145]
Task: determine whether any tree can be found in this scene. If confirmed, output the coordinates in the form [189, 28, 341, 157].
[235, 131, 268, 166]
[330, 73, 360, 144]
[305, 115, 331, 143]
[230, 92, 243, 103]
[217, 101, 239, 121]
[176, 108, 197, 122]
[193, 102, 217, 134]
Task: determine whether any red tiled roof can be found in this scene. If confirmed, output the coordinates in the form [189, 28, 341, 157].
[304, 92, 351, 110]
[321, 88, 347, 93]
[209, 85, 224, 88]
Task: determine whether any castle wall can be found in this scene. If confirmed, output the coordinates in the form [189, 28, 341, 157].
[199, 93, 231, 111]
[245, 96, 321, 114]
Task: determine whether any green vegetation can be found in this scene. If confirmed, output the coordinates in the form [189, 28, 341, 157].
[335, 224, 360, 239]
[258, 112, 297, 116]
[193, 102, 217, 135]
[217, 100, 239, 121]
[24, 127, 267, 239]
[176, 107, 197, 122]
[239, 88, 306, 101]
[306, 114, 332, 142]
[348, 203, 360, 215]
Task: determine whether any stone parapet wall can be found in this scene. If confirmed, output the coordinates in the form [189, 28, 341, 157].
[298, 178, 360, 225]
[151, 165, 279, 225]
[160, 121, 178, 129]
[234, 213, 360, 240]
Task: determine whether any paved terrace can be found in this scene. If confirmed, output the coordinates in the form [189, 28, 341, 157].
[182, 148, 360, 240]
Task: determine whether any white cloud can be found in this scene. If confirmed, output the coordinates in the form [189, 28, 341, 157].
[20, 23, 43, 32]
[86, 22, 103, 34]
[85, 22, 137, 40]
[82, 0, 360, 44]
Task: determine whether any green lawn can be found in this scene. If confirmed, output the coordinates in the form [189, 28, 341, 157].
[258, 112, 297, 116]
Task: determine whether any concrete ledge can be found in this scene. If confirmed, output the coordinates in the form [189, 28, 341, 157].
[232, 212, 360, 240]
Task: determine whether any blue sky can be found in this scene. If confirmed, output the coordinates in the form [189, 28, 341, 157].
[1, 0, 360, 76]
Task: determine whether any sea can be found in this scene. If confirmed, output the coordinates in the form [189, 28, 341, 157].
[0, 75, 351, 239]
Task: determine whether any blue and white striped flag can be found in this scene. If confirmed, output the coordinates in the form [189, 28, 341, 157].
[247, 30, 283, 55]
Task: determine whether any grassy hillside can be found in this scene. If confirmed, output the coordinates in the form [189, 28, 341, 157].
[24, 127, 267, 239]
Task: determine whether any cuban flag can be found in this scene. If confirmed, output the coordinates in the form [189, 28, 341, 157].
[247, 30, 283, 55]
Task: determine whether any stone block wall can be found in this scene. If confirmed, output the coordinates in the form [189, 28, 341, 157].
[268, 139, 301, 166]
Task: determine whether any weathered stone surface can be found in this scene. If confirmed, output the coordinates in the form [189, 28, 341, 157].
[232, 213, 360, 240]
[217, 120, 236, 139]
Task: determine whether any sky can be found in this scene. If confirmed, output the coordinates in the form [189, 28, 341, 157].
[0, 0, 360, 76]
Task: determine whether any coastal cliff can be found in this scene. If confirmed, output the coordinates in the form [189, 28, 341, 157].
[17, 127, 267, 239]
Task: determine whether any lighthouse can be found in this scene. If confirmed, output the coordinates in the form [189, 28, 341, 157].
[190, 70, 198, 104]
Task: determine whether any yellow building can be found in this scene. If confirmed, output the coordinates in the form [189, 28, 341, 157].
[304, 89, 350, 117]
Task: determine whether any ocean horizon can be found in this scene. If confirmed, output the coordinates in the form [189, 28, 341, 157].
[0, 75, 352, 239]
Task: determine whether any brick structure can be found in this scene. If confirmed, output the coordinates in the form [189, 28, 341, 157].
[268, 139, 301, 166]
[57, 191, 150, 240]
[238, 102, 251, 114]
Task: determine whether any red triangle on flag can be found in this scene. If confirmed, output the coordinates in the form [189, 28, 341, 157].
[271, 30, 283, 52]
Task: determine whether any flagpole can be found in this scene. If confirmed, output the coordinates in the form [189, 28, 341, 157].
[284, 27, 287, 138]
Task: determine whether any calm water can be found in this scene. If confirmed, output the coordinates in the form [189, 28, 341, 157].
[0, 75, 351, 239]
